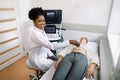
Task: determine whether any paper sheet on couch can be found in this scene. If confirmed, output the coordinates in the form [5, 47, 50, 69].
[40, 41, 98, 80]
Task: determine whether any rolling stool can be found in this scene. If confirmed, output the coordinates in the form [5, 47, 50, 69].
[26, 59, 44, 80]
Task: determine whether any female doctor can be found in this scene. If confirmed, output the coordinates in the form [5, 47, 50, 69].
[27, 7, 79, 72]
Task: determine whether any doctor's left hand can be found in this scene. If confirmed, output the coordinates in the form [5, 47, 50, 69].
[69, 40, 80, 47]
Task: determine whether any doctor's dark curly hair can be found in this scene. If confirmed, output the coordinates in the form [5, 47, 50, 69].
[28, 7, 44, 20]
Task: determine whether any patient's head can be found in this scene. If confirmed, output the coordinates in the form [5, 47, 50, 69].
[80, 37, 88, 44]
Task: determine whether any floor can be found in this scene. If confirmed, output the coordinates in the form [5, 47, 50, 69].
[0, 56, 36, 80]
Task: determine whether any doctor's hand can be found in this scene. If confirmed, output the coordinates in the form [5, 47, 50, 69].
[69, 40, 80, 47]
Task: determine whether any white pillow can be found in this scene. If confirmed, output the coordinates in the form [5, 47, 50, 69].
[87, 41, 98, 54]
[77, 40, 98, 54]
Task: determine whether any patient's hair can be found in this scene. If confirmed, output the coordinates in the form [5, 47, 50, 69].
[28, 7, 44, 20]
[81, 37, 88, 43]
[85, 37, 88, 43]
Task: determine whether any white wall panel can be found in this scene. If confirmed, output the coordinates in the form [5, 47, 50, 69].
[0, 11, 15, 20]
[0, 39, 19, 53]
[108, 34, 120, 67]
[107, 0, 120, 69]
[0, 47, 20, 63]
[62, 30, 103, 42]
[0, 54, 23, 71]
[32, 0, 112, 26]
[108, 0, 120, 35]
[0, 30, 18, 42]
[0, 0, 15, 8]
[0, 21, 17, 31]
[0, 0, 23, 70]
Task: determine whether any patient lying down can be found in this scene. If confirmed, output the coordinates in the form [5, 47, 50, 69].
[52, 37, 99, 80]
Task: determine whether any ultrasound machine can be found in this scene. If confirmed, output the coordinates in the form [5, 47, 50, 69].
[44, 10, 63, 41]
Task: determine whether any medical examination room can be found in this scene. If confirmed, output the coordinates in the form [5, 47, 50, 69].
[0, 0, 120, 80]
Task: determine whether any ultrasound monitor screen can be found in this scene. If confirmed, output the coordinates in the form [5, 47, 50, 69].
[44, 10, 62, 24]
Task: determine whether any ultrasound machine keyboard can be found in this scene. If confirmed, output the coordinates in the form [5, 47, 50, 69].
[47, 34, 61, 41]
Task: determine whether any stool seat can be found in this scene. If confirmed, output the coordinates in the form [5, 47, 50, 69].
[26, 59, 39, 70]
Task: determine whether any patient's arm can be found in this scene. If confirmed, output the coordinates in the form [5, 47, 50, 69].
[54, 55, 63, 69]
[86, 63, 97, 79]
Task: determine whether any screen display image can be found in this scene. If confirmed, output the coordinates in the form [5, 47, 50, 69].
[44, 10, 62, 24]
[46, 12, 55, 23]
